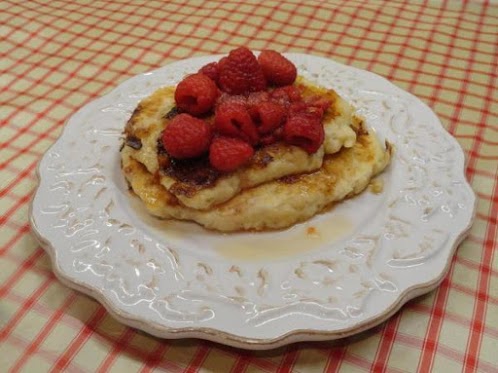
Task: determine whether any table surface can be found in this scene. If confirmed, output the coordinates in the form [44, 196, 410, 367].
[1, 1, 497, 372]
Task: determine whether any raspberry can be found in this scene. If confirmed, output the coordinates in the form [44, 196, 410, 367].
[162, 113, 212, 159]
[258, 50, 297, 87]
[198, 62, 219, 83]
[283, 114, 324, 154]
[271, 85, 302, 107]
[214, 102, 259, 144]
[249, 101, 286, 134]
[218, 47, 267, 94]
[174, 73, 218, 116]
[209, 137, 254, 172]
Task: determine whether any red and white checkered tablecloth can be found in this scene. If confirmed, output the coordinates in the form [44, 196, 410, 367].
[1, 0, 497, 371]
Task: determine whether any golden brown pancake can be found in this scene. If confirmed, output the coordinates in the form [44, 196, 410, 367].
[121, 126, 392, 232]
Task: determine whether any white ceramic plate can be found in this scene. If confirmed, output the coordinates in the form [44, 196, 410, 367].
[31, 54, 476, 349]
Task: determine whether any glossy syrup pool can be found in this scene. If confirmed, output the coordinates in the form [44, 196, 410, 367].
[213, 215, 354, 261]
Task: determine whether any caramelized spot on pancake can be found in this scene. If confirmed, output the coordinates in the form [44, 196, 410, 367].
[125, 135, 142, 150]
[152, 171, 162, 185]
[280, 174, 302, 184]
[164, 106, 180, 120]
[252, 149, 274, 168]
[156, 132, 220, 195]
[157, 153, 170, 169]
[135, 125, 153, 139]
[124, 104, 143, 135]
[157, 135, 167, 156]
[163, 156, 220, 194]
[356, 119, 367, 135]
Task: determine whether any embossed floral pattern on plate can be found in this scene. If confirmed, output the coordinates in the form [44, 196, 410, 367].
[31, 54, 476, 349]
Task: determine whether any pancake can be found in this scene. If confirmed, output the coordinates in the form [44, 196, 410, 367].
[121, 126, 392, 232]
[122, 79, 361, 210]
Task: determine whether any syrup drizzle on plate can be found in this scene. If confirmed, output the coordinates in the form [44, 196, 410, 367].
[214, 215, 353, 261]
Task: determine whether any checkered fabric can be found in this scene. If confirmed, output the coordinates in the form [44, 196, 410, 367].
[1, 0, 497, 371]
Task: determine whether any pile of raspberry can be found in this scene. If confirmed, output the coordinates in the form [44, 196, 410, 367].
[162, 47, 330, 172]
